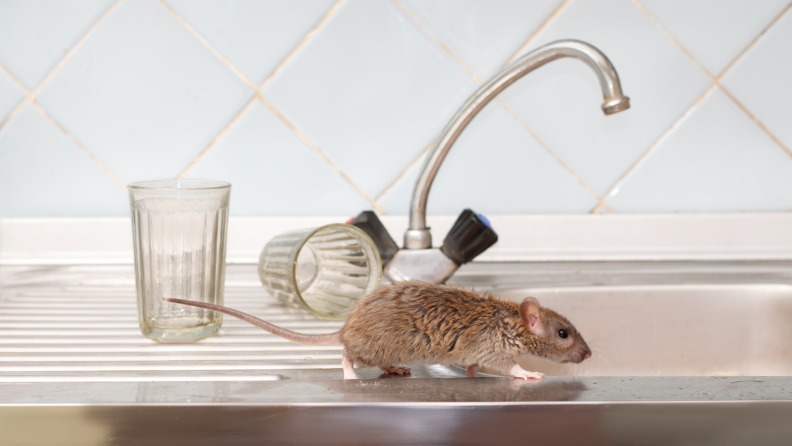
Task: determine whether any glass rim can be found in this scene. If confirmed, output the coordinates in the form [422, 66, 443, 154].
[289, 224, 382, 321]
[128, 180, 231, 191]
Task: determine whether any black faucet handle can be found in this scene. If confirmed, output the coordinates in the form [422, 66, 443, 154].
[349, 211, 399, 267]
[440, 209, 498, 266]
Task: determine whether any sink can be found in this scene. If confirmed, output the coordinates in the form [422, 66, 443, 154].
[495, 284, 792, 377]
[2, 261, 791, 444]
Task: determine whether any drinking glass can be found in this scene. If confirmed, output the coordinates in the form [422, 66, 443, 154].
[258, 224, 381, 320]
[128, 180, 231, 343]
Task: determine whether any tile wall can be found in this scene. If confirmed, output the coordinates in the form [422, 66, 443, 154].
[1, 0, 791, 218]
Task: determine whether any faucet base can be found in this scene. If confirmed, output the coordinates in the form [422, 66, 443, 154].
[404, 228, 432, 250]
[384, 248, 458, 284]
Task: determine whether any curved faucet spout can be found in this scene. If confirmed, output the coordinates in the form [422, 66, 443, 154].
[404, 40, 630, 249]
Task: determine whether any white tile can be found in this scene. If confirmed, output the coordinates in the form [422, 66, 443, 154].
[0, 0, 116, 90]
[186, 100, 370, 216]
[0, 104, 129, 217]
[501, 0, 712, 195]
[376, 150, 426, 215]
[606, 88, 792, 213]
[377, 102, 598, 215]
[36, 0, 254, 185]
[400, 0, 563, 80]
[721, 8, 792, 152]
[164, 0, 336, 85]
[262, 0, 478, 200]
[640, 0, 788, 76]
[0, 69, 26, 124]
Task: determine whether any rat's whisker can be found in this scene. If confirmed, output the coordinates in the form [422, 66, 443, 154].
[590, 348, 616, 369]
[588, 335, 614, 344]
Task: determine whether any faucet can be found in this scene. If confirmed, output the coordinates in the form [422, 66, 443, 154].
[373, 40, 630, 283]
[405, 40, 630, 250]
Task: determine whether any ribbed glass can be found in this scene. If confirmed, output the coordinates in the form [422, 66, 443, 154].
[258, 224, 381, 320]
[129, 180, 230, 343]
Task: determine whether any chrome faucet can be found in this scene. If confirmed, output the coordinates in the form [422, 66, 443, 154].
[383, 40, 631, 284]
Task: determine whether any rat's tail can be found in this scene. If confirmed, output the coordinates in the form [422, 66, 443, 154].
[163, 298, 341, 346]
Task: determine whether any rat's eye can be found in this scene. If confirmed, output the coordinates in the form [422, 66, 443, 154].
[558, 329, 568, 339]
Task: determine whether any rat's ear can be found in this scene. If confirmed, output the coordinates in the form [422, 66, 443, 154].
[520, 297, 544, 335]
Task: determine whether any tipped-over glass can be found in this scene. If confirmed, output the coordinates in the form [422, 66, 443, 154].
[258, 224, 381, 320]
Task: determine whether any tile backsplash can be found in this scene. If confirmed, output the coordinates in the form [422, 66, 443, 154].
[1, 0, 791, 218]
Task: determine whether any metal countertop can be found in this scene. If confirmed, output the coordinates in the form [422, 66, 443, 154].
[2, 263, 792, 445]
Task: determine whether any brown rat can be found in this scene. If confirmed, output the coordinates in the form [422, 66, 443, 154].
[164, 280, 591, 380]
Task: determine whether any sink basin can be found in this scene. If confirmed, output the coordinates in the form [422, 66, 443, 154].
[496, 284, 792, 377]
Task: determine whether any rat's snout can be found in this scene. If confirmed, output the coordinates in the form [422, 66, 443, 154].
[570, 346, 592, 364]
[581, 346, 592, 362]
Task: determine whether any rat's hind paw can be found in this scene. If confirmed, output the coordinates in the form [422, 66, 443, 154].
[379, 365, 412, 375]
[508, 364, 545, 381]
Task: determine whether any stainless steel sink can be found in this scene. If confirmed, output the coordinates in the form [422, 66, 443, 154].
[496, 283, 792, 377]
[2, 261, 791, 445]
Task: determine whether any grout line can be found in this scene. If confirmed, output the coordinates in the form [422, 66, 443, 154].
[373, 141, 434, 204]
[631, 0, 715, 80]
[31, 102, 128, 190]
[601, 84, 720, 202]
[0, 60, 31, 132]
[156, 0, 258, 90]
[721, 88, 792, 158]
[176, 94, 259, 179]
[259, 97, 376, 206]
[0, 62, 32, 133]
[161, 0, 365, 201]
[254, 0, 394, 211]
[397, 0, 603, 211]
[504, 0, 573, 66]
[259, 0, 346, 89]
[715, 3, 792, 160]
[590, 202, 612, 214]
[393, 0, 482, 83]
[32, 0, 125, 98]
[632, 0, 792, 164]
[11, 0, 129, 190]
[0, 63, 32, 95]
[495, 98, 603, 204]
[0, 99, 29, 135]
[717, 1, 792, 78]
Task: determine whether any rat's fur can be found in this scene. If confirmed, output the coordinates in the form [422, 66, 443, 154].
[165, 280, 591, 380]
[341, 281, 589, 373]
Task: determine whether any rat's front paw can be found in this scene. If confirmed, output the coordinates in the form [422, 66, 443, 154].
[508, 364, 545, 381]
[513, 371, 544, 381]
[379, 365, 412, 375]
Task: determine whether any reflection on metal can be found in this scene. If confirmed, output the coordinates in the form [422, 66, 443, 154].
[1, 380, 791, 444]
[3, 376, 791, 404]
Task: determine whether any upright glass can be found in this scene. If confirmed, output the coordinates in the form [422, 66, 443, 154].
[129, 180, 231, 343]
[258, 224, 381, 320]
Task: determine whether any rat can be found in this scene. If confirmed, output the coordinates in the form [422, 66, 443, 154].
[164, 280, 591, 380]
